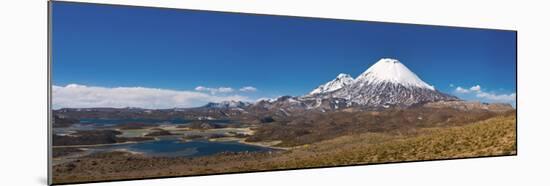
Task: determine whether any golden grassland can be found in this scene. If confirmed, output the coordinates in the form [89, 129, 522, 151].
[52, 114, 516, 184]
[263, 114, 516, 168]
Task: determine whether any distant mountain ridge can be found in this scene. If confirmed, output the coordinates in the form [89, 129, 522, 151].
[201, 100, 250, 109]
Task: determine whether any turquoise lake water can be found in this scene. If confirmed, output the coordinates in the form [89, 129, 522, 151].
[94, 138, 270, 157]
[55, 118, 269, 157]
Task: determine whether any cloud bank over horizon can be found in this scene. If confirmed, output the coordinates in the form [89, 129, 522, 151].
[52, 83, 516, 109]
[52, 84, 255, 109]
[453, 84, 516, 107]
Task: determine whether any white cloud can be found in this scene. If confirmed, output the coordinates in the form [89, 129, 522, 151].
[239, 86, 257, 92]
[469, 85, 481, 92]
[449, 84, 455, 87]
[455, 85, 481, 94]
[53, 84, 251, 109]
[217, 87, 234, 93]
[455, 86, 470, 93]
[476, 92, 516, 103]
[454, 84, 516, 105]
[194, 86, 234, 94]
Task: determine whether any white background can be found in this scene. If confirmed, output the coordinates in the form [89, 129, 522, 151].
[0, 0, 549, 185]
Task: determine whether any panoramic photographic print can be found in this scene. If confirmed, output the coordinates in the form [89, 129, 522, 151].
[49, 2, 517, 185]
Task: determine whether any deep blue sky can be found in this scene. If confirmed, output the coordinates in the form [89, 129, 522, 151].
[52, 2, 516, 101]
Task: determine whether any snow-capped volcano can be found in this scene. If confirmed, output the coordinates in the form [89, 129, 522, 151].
[355, 58, 435, 90]
[309, 73, 354, 95]
[308, 58, 458, 108]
